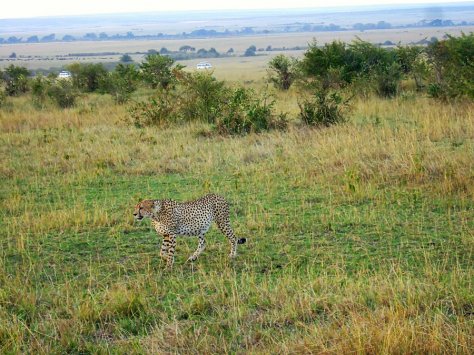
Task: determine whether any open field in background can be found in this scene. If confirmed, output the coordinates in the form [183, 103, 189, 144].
[2, 4, 474, 37]
[1, 26, 473, 71]
[1, 65, 473, 353]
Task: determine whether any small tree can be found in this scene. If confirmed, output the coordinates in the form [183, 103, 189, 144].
[103, 64, 139, 104]
[244, 45, 257, 57]
[139, 53, 179, 89]
[267, 54, 298, 90]
[179, 45, 195, 52]
[120, 54, 133, 63]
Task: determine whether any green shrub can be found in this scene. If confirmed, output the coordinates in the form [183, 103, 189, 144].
[299, 89, 350, 127]
[127, 71, 286, 135]
[395, 45, 429, 91]
[427, 33, 474, 99]
[102, 64, 139, 104]
[1, 65, 30, 96]
[66, 63, 108, 92]
[427, 83, 443, 98]
[30, 75, 51, 108]
[267, 54, 298, 90]
[216, 88, 286, 135]
[180, 72, 227, 123]
[128, 89, 180, 127]
[375, 62, 402, 98]
[139, 53, 181, 89]
[47, 80, 79, 108]
[300, 40, 353, 89]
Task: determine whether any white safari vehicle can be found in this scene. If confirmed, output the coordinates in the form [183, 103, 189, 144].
[196, 61, 212, 69]
[58, 70, 72, 79]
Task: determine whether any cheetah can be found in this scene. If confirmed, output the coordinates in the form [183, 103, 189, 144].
[133, 193, 246, 268]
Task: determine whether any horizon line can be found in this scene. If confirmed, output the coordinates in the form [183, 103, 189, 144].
[2, 1, 474, 21]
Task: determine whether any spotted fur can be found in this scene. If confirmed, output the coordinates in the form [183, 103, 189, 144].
[133, 193, 246, 268]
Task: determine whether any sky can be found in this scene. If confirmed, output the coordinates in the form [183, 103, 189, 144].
[1, 0, 470, 19]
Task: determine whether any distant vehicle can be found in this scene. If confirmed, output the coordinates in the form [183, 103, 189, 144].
[196, 61, 212, 69]
[58, 70, 72, 79]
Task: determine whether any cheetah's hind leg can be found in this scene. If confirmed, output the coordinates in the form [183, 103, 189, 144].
[217, 219, 246, 258]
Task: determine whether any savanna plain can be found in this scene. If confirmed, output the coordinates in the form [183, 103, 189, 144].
[1, 42, 474, 354]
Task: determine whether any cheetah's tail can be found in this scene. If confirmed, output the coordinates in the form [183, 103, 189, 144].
[237, 238, 247, 244]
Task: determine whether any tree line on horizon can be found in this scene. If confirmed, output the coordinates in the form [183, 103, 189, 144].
[0, 33, 472, 134]
[1, 17, 473, 45]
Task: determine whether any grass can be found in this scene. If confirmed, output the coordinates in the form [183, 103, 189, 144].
[0, 83, 473, 352]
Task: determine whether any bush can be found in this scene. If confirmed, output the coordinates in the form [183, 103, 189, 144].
[120, 54, 133, 63]
[30, 75, 51, 108]
[128, 89, 180, 127]
[300, 40, 354, 89]
[426, 33, 474, 99]
[427, 83, 443, 98]
[375, 62, 402, 98]
[216, 88, 286, 135]
[395, 45, 428, 91]
[300, 39, 404, 96]
[1, 65, 30, 96]
[299, 89, 350, 127]
[127, 71, 287, 135]
[102, 64, 139, 104]
[47, 80, 79, 108]
[139, 53, 180, 89]
[180, 72, 227, 123]
[267, 54, 298, 90]
[244, 45, 257, 57]
[67, 63, 108, 92]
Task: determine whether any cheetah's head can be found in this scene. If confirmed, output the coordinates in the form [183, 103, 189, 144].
[133, 200, 160, 221]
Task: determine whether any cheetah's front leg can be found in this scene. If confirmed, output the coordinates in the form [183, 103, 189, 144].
[187, 234, 206, 262]
[165, 234, 177, 269]
[160, 235, 171, 259]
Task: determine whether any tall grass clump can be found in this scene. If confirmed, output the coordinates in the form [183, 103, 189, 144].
[0, 88, 6, 108]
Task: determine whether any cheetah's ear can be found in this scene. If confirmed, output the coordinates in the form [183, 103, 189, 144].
[152, 200, 162, 213]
